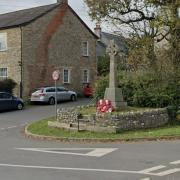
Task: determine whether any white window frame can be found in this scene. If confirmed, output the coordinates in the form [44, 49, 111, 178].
[63, 69, 70, 84]
[0, 33, 7, 51]
[81, 41, 89, 56]
[0, 68, 8, 79]
[82, 69, 89, 83]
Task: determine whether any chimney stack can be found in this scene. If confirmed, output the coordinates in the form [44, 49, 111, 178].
[94, 23, 101, 39]
[57, 0, 68, 4]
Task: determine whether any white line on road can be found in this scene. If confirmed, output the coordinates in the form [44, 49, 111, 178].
[0, 163, 179, 177]
[138, 165, 166, 173]
[0, 163, 156, 176]
[155, 168, 180, 176]
[86, 148, 117, 157]
[0, 123, 27, 131]
[7, 126, 17, 129]
[16, 148, 118, 157]
[140, 178, 150, 180]
[170, 160, 180, 165]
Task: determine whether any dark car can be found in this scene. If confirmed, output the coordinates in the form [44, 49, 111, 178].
[0, 92, 24, 111]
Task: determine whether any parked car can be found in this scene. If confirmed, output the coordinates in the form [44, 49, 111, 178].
[30, 86, 77, 105]
[0, 92, 24, 111]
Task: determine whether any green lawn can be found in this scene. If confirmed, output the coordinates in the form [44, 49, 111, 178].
[27, 117, 180, 140]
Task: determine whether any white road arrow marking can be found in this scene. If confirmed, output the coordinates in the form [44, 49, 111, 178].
[16, 148, 118, 157]
[170, 160, 180, 165]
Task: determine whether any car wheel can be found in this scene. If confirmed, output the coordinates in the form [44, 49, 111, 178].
[17, 103, 23, 110]
[49, 97, 55, 105]
[71, 95, 76, 101]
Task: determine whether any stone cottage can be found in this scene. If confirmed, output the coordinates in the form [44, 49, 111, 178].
[0, 0, 98, 99]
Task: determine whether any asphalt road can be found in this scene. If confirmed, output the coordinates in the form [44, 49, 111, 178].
[0, 99, 180, 180]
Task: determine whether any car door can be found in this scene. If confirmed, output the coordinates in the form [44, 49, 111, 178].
[0, 93, 5, 111]
[0, 93, 13, 110]
[46, 88, 56, 101]
[57, 88, 65, 101]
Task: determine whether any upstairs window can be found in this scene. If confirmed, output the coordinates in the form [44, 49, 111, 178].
[83, 69, 89, 83]
[81, 41, 89, 56]
[0, 68, 8, 79]
[0, 33, 7, 51]
[63, 69, 70, 84]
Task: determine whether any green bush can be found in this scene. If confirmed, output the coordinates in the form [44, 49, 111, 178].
[97, 55, 110, 76]
[0, 79, 17, 94]
[119, 71, 179, 108]
[167, 105, 180, 124]
[94, 76, 108, 99]
[95, 70, 179, 108]
[177, 110, 180, 121]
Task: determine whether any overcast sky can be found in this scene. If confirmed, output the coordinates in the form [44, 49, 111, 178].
[0, 0, 98, 31]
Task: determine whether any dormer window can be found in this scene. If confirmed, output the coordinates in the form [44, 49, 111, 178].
[0, 33, 7, 51]
[81, 41, 89, 56]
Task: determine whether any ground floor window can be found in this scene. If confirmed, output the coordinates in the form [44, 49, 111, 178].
[63, 69, 70, 84]
[83, 69, 89, 83]
[0, 68, 7, 79]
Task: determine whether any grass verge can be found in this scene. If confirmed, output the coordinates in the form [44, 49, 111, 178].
[27, 117, 180, 141]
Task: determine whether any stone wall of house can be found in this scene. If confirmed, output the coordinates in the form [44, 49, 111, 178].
[0, 28, 21, 96]
[54, 108, 169, 133]
[22, 4, 97, 99]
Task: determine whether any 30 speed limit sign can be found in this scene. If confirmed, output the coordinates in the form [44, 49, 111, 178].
[52, 70, 60, 81]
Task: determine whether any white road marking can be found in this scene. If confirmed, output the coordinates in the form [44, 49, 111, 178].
[86, 148, 117, 157]
[0, 162, 179, 177]
[16, 148, 118, 157]
[0, 123, 27, 131]
[155, 168, 180, 176]
[0, 163, 157, 176]
[139, 165, 166, 173]
[7, 126, 17, 129]
[170, 160, 180, 165]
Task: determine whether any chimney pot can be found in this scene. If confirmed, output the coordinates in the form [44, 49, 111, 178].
[94, 23, 101, 38]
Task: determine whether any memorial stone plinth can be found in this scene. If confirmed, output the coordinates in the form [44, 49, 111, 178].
[104, 40, 127, 109]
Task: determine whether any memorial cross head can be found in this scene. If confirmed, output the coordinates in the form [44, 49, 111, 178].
[106, 40, 119, 57]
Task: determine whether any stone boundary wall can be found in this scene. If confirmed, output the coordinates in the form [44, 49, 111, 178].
[94, 108, 169, 132]
[50, 107, 169, 133]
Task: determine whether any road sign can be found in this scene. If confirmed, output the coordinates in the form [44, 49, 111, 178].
[52, 70, 60, 121]
[52, 70, 60, 81]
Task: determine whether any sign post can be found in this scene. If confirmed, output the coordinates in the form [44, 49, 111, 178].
[52, 70, 60, 121]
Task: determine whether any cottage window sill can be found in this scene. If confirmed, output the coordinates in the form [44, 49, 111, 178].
[0, 49, 8, 52]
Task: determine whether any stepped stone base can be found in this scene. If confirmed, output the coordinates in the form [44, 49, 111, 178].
[104, 87, 127, 109]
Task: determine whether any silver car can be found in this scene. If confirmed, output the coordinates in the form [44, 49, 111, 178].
[30, 86, 77, 105]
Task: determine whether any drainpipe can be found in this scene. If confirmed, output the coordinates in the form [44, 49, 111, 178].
[19, 26, 23, 99]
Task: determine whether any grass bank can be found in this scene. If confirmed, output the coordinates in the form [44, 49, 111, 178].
[27, 117, 180, 141]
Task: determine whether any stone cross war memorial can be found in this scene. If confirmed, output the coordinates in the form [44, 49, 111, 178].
[104, 39, 127, 110]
